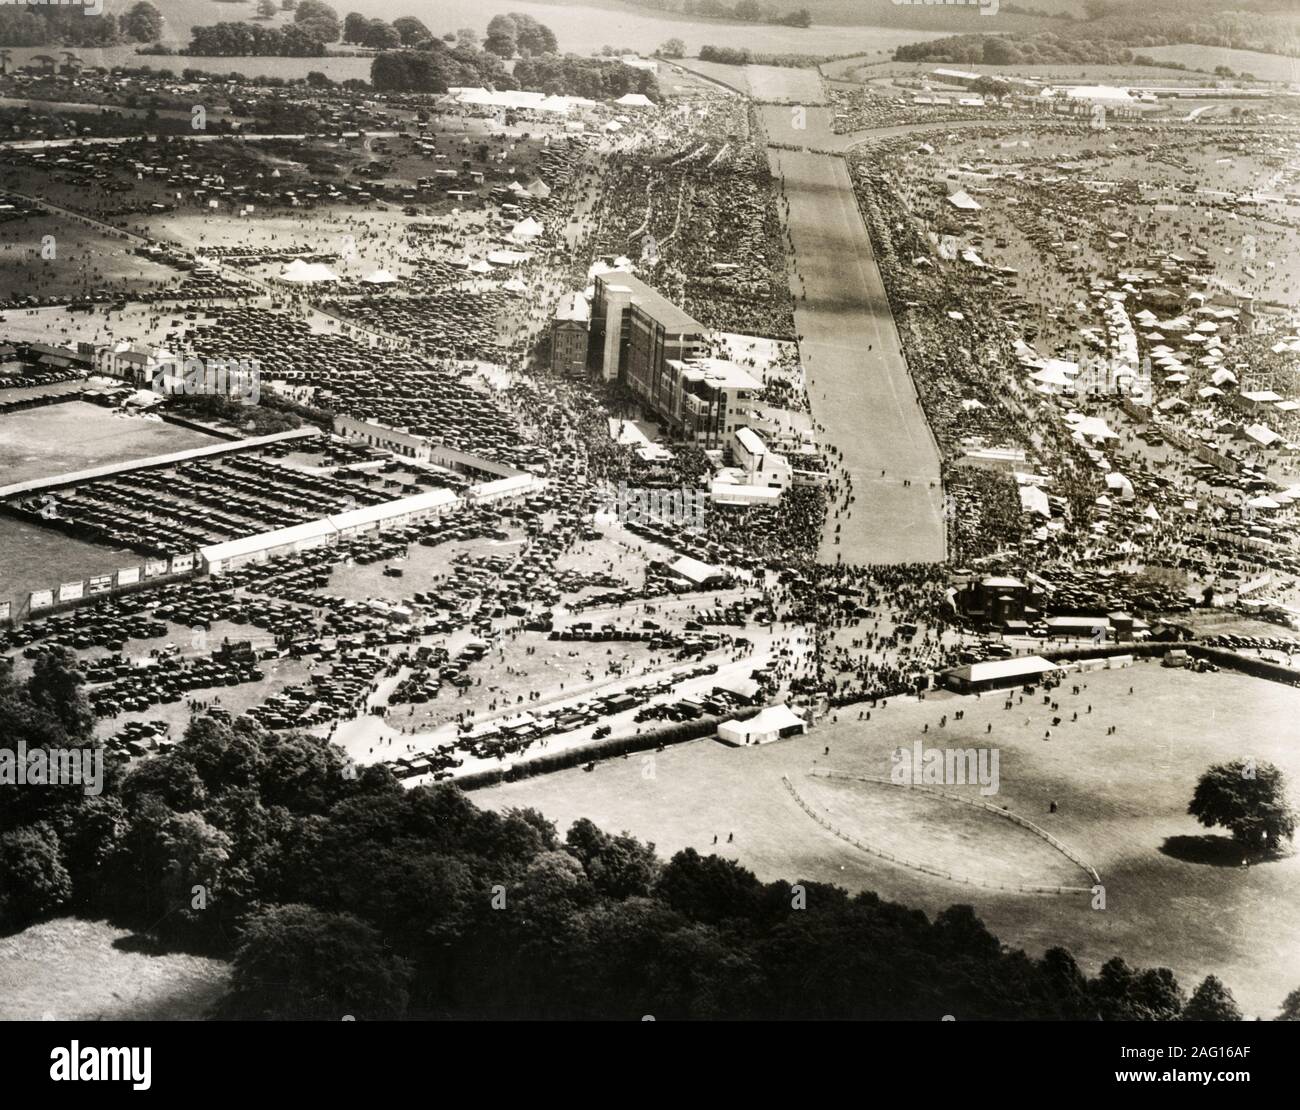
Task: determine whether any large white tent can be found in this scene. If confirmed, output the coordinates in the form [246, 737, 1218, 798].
[717, 704, 807, 746]
[279, 259, 339, 284]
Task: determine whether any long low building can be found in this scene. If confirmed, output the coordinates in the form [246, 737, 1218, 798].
[199, 518, 337, 575]
[330, 489, 458, 538]
[941, 656, 1059, 694]
[200, 488, 459, 574]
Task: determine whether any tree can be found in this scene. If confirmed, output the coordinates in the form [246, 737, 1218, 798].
[341, 12, 368, 43]
[1277, 987, 1300, 1021]
[294, 0, 340, 43]
[28, 648, 94, 742]
[932, 904, 1002, 962]
[658, 38, 686, 58]
[455, 27, 478, 49]
[0, 824, 73, 927]
[972, 75, 1013, 100]
[281, 0, 297, 8]
[224, 904, 413, 1019]
[655, 848, 761, 924]
[1131, 967, 1186, 1021]
[1183, 975, 1242, 1021]
[508, 13, 557, 55]
[392, 16, 431, 46]
[122, 1, 164, 43]
[295, 0, 336, 20]
[120, 752, 208, 812]
[1189, 760, 1296, 855]
[565, 817, 660, 898]
[1088, 956, 1189, 1020]
[1035, 947, 1092, 1019]
[363, 20, 401, 50]
[484, 14, 518, 58]
[256, 0, 278, 20]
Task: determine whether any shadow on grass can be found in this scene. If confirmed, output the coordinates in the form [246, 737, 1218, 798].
[112, 932, 172, 957]
[1159, 834, 1283, 867]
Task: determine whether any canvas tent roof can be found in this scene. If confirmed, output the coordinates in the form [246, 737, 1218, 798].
[670, 555, 724, 585]
[944, 656, 1059, 685]
[279, 259, 338, 284]
[717, 704, 806, 745]
[947, 189, 982, 211]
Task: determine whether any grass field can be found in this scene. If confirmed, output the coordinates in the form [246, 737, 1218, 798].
[1142, 45, 1300, 85]
[0, 214, 180, 304]
[479, 664, 1300, 1017]
[0, 515, 136, 616]
[0, 401, 221, 487]
[800, 773, 1086, 888]
[0, 918, 228, 1021]
[0, 402, 222, 609]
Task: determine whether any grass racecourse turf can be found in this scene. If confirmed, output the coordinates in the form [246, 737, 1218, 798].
[479, 663, 1300, 1018]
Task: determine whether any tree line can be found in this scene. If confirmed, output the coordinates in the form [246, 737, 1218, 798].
[368, 18, 660, 100]
[625, 1, 812, 28]
[186, 0, 340, 57]
[0, 1, 162, 48]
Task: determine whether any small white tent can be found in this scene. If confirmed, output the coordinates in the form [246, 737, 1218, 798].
[511, 216, 544, 240]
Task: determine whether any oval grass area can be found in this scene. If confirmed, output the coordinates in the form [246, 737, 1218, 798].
[795, 773, 1088, 891]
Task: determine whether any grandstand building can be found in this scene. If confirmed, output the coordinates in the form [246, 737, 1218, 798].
[591, 273, 760, 446]
[591, 270, 707, 390]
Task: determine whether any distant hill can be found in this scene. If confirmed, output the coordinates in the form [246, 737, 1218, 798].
[892, 0, 1300, 64]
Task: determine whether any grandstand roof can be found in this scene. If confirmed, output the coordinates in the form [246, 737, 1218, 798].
[598, 271, 705, 335]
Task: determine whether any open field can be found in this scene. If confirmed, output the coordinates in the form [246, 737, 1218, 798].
[800, 772, 1086, 888]
[680, 61, 827, 104]
[0, 402, 221, 485]
[0, 213, 180, 303]
[0, 918, 229, 1021]
[1142, 45, 1300, 85]
[480, 664, 1300, 1017]
[824, 58, 1300, 85]
[0, 515, 135, 616]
